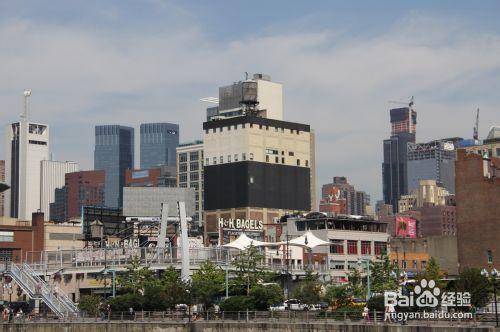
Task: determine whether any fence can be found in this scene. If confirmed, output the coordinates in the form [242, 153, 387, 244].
[10, 310, 498, 326]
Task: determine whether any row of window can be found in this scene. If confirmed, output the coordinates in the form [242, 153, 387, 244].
[178, 151, 202, 163]
[203, 153, 309, 167]
[393, 259, 427, 270]
[179, 172, 200, 182]
[205, 124, 303, 135]
[179, 162, 201, 172]
[329, 240, 387, 256]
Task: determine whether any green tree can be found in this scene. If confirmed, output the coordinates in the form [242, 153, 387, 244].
[455, 268, 490, 308]
[249, 284, 284, 310]
[79, 294, 102, 316]
[422, 257, 446, 288]
[232, 245, 266, 295]
[159, 266, 190, 309]
[192, 260, 225, 309]
[116, 256, 155, 294]
[107, 293, 144, 312]
[290, 269, 322, 304]
[370, 256, 399, 294]
[219, 296, 254, 311]
[323, 285, 352, 309]
[347, 268, 366, 299]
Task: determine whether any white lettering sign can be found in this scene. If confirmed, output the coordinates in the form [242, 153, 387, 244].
[218, 218, 264, 231]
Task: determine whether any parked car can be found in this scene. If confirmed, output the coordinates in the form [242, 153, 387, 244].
[269, 303, 286, 311]
[307, 304, 322, 311]
[285, 299, 307, 311]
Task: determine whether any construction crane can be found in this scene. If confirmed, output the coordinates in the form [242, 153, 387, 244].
[473, 108, 480, 140]
[388, 96, 415, 110]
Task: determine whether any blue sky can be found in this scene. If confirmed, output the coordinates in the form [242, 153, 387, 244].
[1, 1, 500, 204]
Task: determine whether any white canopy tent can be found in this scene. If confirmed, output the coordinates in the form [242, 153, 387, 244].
[277, 231, 331, 249]
[222, 233, 268, 250]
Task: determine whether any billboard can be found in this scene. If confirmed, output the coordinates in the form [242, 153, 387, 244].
[395, 216, 417, 238]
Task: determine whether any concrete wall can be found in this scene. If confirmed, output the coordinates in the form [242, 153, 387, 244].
[0, 322, 494, 332]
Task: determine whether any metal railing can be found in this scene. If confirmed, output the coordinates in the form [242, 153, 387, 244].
[0, 261, 79, 318]
[24, 247, 331, 274]
[11, 310, 496, 326]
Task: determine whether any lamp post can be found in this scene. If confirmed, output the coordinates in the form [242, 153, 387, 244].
[481, 268, 498, 327]
[225, 249, 229, 299]
[358, 259, 371, 300]
[103, 269, 116, 298]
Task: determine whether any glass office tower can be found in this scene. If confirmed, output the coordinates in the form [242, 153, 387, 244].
[140, 123, 179, 169]
[94, 125, 134, 208]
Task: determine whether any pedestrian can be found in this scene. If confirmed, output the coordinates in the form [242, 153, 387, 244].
[384, 305, 392, 322]
[362, 306, 370, 322]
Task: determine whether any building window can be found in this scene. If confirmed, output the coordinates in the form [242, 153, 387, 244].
[413, 260, 418, 269]
[347, 240, 357, 255]
[297, 159, 300, 166]
[0, 249, 13, 261]
[179, 153, 187, 162]
[179, 164, 187, 173]
[275, 156, 279, 163]
[212, 128, 216, 133]
[347, 261, 358, 270]
[0, 231, 14, 242]
[249, 153, 254, 160]
[289, 151, 294, 156]
[205, 158, 209, 165]
[179, 183, 187, 188]
[330, 239, 344, 254]
[330, 261, 345, 270]
[219, 127, 223, 132]
[402, 260, 407, 269]
[234, 125, 237, 130]
[213, 157, 217, 165]
[190, 172, 199, 181]
[361, 241, 371, 255]
[266, 155, 269, 162]
[234, 154, 238, 162]
[282, 157, 285, 164]
[242, 153, 246, 161]
[190, 152, 199, 161]
[488, 250, 493, 264]
[305, 160, 309, 167]
[227, 126, 231, 131]
[421, 261, 427, 269]
[220, 156, 223, 164]
[374, 242, 387, 255]
[179, 174, 187, 183]
[227, 155, 231, 162]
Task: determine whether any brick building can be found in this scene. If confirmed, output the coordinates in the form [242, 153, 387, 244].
[320, 177, 368, 216]
[456, 149, 500, 271]
[0, 212, 44, 262]
[50, 170, 105, 222]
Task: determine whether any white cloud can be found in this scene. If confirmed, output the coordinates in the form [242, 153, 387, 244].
[0, 13, 499, 203]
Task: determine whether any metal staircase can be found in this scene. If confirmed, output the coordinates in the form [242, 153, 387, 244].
[1, 262, 79, 318]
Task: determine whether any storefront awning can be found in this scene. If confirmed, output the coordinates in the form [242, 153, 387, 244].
[222, 233, 267, 250]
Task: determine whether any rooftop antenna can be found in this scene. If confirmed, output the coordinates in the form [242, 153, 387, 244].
[245, 72, 249, 80]
[473, 108, 480, 141]
[22, 89, 31, 122]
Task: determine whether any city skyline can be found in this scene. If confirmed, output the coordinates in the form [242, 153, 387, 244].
[1, 1, 500, 202]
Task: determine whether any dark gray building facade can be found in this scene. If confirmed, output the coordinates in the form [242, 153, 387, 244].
[140, 123, 179, 170]
[94, 125, 134, 208]
[407, 139, 459, 194]
[382, 107, 417, 212]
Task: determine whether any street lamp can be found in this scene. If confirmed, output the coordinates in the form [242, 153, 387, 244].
[481, 268, 498, 327]
[103, 269, 116, 298]
[357, 259, 371, 300]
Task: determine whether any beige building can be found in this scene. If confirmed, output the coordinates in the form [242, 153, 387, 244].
[463, 126, 500, 158]
[203, 116, 316, 245]
[176, 140, 204, 226]
[398, 179, 450, 212]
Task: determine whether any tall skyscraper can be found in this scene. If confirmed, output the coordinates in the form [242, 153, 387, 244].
[5, 118, 50, 220]
[94, 125, 134, 208]
[140, 123, 179, 169]
[0, 160, 5, 217]
[382, 107, 417, 212]
[40, 160, 79, 221]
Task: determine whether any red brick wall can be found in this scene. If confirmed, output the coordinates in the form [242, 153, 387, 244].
[456, 150, 500, 271]
[66, 170, 105, 219]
